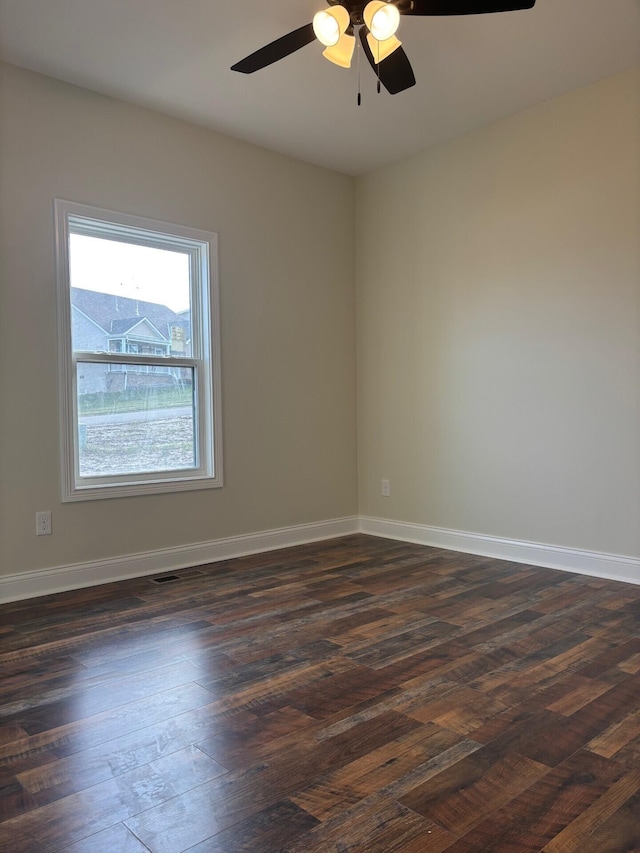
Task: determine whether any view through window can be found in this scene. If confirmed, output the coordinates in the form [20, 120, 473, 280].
[55, 201, 222, 500]
[71, 235, 195, 477]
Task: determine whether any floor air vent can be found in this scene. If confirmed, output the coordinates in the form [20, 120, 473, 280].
[150, 574, 182, 584]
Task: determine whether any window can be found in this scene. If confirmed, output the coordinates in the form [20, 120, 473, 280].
[54, 200, 223, 501]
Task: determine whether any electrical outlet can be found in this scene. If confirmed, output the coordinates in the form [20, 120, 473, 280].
[381, 479, 390, 497]
[36, 511, 52, 536]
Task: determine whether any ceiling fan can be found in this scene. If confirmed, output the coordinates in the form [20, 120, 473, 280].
[231, 0, 537, 95]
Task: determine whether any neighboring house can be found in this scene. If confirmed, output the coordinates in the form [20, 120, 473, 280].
[71, 287, 191, 394]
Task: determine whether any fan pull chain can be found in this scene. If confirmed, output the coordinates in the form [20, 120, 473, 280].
[376, 42, 381, 93]
[356, 28, 362, 106]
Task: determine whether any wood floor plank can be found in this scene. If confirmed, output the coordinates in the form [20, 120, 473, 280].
[291, 722, 462, 821]
[541, 770, 640, 853]
[440, 749, 628, 852]
[586, 708, 640, 760]
[63, 822, 152, 853]
[1, 534, 638, 852]
[193, 705, 317, 771]
[15, 705, 235, 803]
[563, 788, 640, 853]
[281, 799, 456, 853]
[0, 776, 38, 822]
[416, 685, 510, 735]
[617, 651, 640, 674]
[0, 745, 228, 851]
[175, 798, 318, 853]
[0, 682, 219, 765]
[512, 676, 640, 767]
[0, 722, 28, 747]
[544, 674, 612, 716]
[279, 740, 483, 851]
[576, 637, 640, 678]
[399, 747, 548, 834]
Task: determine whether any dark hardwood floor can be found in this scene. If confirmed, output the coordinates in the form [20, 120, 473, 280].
[1, 534, 639, 852]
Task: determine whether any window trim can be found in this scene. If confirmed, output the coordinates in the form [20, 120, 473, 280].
[54, 199, 223, 501]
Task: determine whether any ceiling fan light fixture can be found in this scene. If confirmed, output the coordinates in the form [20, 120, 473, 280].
[322, 33, 356, 67]
[364, 1, 401, 41]
[313, 6, 350, 47]
[232, 0, 537, 93]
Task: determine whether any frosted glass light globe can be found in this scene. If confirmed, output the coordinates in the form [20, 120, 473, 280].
[313, 10, 342, 46]
[365, 2, 400, 41]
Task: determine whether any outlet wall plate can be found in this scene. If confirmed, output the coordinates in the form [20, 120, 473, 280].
[36, 511, 52, 536]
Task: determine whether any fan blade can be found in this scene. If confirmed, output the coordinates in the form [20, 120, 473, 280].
[359, 28, 416, 95]
[406, 0, 535, 14]
[231, 23, 316, 73]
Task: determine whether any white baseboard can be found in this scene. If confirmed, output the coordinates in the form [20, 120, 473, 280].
[3, 514, 638, 604]
[0, 516, 359, 603]
[359, 516, 640, 586]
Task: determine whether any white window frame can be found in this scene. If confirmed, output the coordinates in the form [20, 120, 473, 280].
[54, 199, 223, 501]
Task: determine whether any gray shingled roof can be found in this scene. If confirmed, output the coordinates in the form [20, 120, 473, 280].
[71, 288, 190, 341]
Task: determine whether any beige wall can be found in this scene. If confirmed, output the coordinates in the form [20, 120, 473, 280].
[0, 63, 358, 577]
[357, 68, 640, 558]
[1, 63, 638, 584]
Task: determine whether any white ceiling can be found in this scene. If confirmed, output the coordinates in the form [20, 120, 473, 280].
[0, 0, 638, 175]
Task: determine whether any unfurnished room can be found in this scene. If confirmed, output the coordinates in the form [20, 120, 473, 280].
[0, 1, 639, 850]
